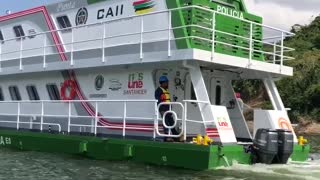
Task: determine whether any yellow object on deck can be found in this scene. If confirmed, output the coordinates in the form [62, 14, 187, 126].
[298, 136, 308, 146]
[203, 135, 213, 146]
[193, 135, 203, 145]
[192, 135, 213, 146]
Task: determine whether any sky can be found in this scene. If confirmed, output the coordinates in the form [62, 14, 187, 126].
[0, 0, 319, 30]
[245, 0, 319, 30]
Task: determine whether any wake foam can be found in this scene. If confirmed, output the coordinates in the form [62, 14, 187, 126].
[216, 156, 320, 180]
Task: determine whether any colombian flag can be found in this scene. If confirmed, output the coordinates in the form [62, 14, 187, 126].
[133, 0, 156, 15]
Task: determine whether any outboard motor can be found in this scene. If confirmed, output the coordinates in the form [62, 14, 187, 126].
[273, 129, 294, 164]
[252, 129, 278, 164]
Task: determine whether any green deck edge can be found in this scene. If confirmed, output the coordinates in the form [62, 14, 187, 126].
[0, 130, 250, 170]
[291, 144, 310, 162]
[0, 130, 309, 170]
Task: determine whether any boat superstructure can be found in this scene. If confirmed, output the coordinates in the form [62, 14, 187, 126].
[0, 0, 309, 169]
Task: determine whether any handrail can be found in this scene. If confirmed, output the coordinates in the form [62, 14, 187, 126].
[0, 99, 223, 141]
[156, 102, 185, 139]
[0, 5, 295, 73]
[0, 120, 61, 132]
[0, 5, 294, 43]
[183, 100, 210, 104]
[0, 100, 157, 103]
[0, 100, 158, 137]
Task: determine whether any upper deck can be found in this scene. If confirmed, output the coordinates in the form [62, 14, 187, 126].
[0, 0, 294, 78]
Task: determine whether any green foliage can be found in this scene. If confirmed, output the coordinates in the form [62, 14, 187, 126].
[233, 80, 264, 101]
[277, 17, 320, 122]
[234, 16, 320, 122]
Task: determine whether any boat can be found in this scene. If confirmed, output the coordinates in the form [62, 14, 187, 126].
[0, 0, 310, 170]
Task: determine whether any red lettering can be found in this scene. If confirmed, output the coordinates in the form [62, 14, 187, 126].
[128, 82, 134, 89]
[218, 122, 229, 127]
[137, 81, 143, 88]
[128, 80, 144, 89]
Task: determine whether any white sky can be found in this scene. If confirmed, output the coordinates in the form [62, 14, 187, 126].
[1, 0, 317, 31]
[244, 0, 319, 30]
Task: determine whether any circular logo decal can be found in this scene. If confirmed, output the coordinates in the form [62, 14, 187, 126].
[95, 75, 104, 91]
[75, 7, 88, 26]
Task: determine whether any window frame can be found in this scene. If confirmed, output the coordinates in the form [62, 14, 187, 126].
[56, 15, 72, 30]
[9, 86, 22, 101]
[26, 85, 40, 101]
[46, 84, 61, 100]
[13, 25, 25, 38]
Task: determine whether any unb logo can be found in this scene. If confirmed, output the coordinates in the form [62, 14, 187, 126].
[133, 0, 156, 15]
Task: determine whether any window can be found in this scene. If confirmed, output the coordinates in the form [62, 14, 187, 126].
[13, 25, 25, 38]
[56, 16, 72, 29]
[0, 88, 4, 101]
[26, 85, 40, 101]
[190, 83, 196, 100]
[9, 86, 22, 101]
[0, 30, 4, 41]
[215, 85, 222, 105]
[46, 84, 61, 100]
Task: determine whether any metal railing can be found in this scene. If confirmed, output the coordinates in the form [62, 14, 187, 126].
[0, 99, 219, 141]
[0, 100, 157, 137]
[0, 6, 294, 72]
[156, 102, 185, 138]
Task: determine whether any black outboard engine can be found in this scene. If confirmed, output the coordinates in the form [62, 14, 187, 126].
[252, 129, 278, 164]
[273, 129, 294, 164]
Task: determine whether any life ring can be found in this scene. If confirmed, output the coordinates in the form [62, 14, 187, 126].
[61, 80, 77, 101]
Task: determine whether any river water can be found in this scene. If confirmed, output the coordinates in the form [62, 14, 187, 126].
[0, 136, 319, 180]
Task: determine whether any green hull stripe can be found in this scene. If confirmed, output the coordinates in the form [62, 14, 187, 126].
[0, 130, 249, 170]
[0, 130, 309, 169]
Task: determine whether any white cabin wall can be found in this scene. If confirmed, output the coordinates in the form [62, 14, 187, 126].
[74, 67, 156, 119]
[0, 72, 75, 116]
[0, 14, 58, 61]
[48, 0, 174, 54]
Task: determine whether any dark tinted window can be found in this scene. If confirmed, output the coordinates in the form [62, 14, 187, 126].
[0, 30, 4, 41]
[215, 85, 222, 105]
[13, 25, 25, 38]
[26, 85, 40, 101]
[9, 86, 22, 101]
[46, 84, 61, 100]
[0, 88, 4, 101]
[191, 83, 196, 100]
[57, 16, 72, 29]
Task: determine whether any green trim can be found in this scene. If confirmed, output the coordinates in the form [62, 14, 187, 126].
[291, 144, 310, 162]
[0, 130, 310, 169]
[165, 0, 264, 61]
[0, 130, 251, 170]
[166, 0, 191, 49]
[239, 0, 248, 12]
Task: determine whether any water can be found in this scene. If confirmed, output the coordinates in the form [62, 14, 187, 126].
[0, 137, 319, 180]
